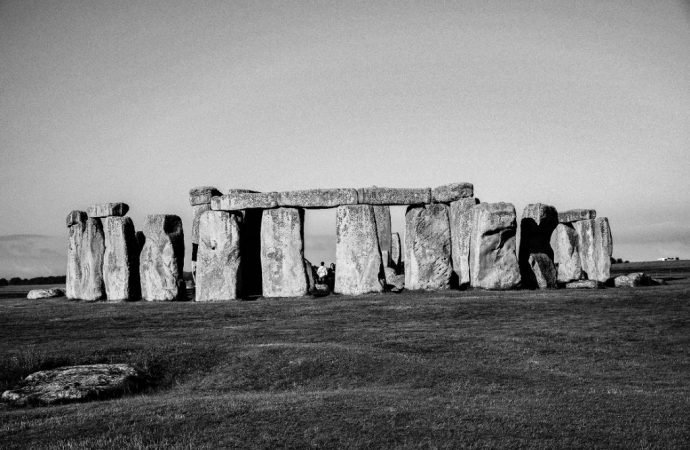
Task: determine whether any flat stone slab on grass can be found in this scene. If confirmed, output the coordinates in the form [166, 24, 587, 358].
[86, 202, 129, 218]
[277, 189, 358, 208]
[565, 280, 602, 289]
[27, 288, 64, 299]
[431, 182, 473, 203]
[558, 209, 596, 223]
[1, 364, 146, 406]
[357, 187, 431, 205]
[212, 192, 279, 211]
[189, 186, 222, 206]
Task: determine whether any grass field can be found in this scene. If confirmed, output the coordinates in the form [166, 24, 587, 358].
[1, 261, 689, 448]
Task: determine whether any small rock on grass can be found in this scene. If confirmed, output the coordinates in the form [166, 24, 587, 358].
[27, 288, 64, 299]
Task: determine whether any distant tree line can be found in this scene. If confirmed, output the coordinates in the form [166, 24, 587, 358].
[0, 275, 66, 286]
[610, 257, 629, 264]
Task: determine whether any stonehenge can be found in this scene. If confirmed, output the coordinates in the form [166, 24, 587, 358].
[65, 182, 617, 301]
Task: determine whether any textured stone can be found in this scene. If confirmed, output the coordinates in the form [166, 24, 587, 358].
[432, 182, 474, 203]
[357, 187, 431, 205]
[189, 186, 222, 206]
[277, 189, 358, 208]
[66, 210, 87, 227]
[103, 216, 139, 301]
[470, 203, 521, 290]
[191, 203, 211, 244]
[527, 253, 558, 289]
[449, 198, 476, 287]
[573, 217, 613, 283]
[211, 192, 278, 211]
[66, 216, 105, 301]
[565, 280, 601, 289]
[519, 203, 558, 288]
[373, 205, 392, 266]
[551, 223, 583, 283]
[1, 364, 146, 406]
[304, 259, 316, 292]
[27, 288, 64, 299]
[139, 215, 185, 301]
[196, 211, 241, 301]
[558, 209, 596, 223]
[614, 272, 654, 288]
[261, 208, 308, 297]
[384, 267, 405, 292]
[334, 205, 384, 295]
[405, 204, 453, 290]
[390, 232, 402, 271]
[87, 202, 129, 218]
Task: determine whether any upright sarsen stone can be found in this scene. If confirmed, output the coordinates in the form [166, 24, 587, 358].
[191, 204, 211, 245]
[66, 213, 105, 301]
[103, 216, 139, 301]
[260, 208, 308, 297]
[405, 204, 453, 290]
[139, 215, 185, 301]
[196, 211, 241, 301]
[470, 203, 521, 290]
[334, 205, 384, 295]
[449, 198, 476, 287]
[390, 232, 402, 272]
[573, 217, 613, 283]
[373, 205, 392, 267]
[551, 223, 583, 282]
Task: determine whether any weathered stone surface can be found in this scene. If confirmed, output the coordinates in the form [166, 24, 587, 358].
[334, 205, 384, 295]
[527, 253, 558, 289]
[87, 203, 129, 218]
[384, 267, 405, 292]
[103, 216, 140, 301]
[470, 203, 521, 290]
[613, 272, 657, 288]
[140, 215, 185, 301]
[573, 217, 613, 283]
[519, 203, 558, 288]
[405, 204, 453, 290]
[558, 209, 596, 223]
[211, 192, 278, 211]
[191, 203, 211, 244]
[357, 187, 431, 205]
[27, 288, 64, 299]
[565, 280, 602, 289]
[277, 189, 358, 208]
[260, 208, 308, 297]
[432, 182, 474, 203]
[449, 198, 476, 287]
[66, 216, 105, 301]
[304, 259, 316, 292]
[1, 364, 146, 406]
[66, 210, 87, 227]
[390, 232, 402, 271]
[196, 211, 241, 301]
[551, 223, 583, 283]
[373, 205, 392, 266]
[189, 186, 222, 206]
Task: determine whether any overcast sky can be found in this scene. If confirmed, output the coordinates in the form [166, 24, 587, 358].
[1, 0, 688, 277]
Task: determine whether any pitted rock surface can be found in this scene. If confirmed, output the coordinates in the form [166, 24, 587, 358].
[103, 216, 139, 301]
[470, 202, 521, 290]
[140, 215, 185, 301]
[87, 202, 129, 218]
[519, 203, 558, 289]
[432, 182, 474, 203]
[551, 223, 583, 282]
[304, 258, 316, 292]
[334, 205, 384, 295]
[565, 280, 601, 289]
[527, 252, 558, 289]
[261, 208, 308, 297]
[405, 204, 453, 290]
[189, 186, 222, 206]
[212, 192, 278, 211]
[66, 210, 87, 227]
[357, 187, 431, 205]
[449, 198, 476, 287]
[384, 267, 405, 292]
[196, 211, 241, 301]
[191, 203, 211, 244]
[27, 288, 64, 299]
[558, 209, 596, 223]
[66, 216, 105, 301]
[277, 189, 358, 208]
[390, 232, 402, 271]
[573, 217, 612, 283]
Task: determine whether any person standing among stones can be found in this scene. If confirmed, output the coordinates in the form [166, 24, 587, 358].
[317, 262, 328, 283]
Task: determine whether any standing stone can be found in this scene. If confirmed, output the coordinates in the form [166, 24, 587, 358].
[139, 215, 185, 301]
[334, 205, 384, 295]
[390, 232, 402, 272]
[405, 204, 453, 290]
[573, 217, 613, 283]
[260, 208, 308, 297]
[528, 253, 558, 289]
[103, 216, 139, 301]
[551, 223, 583, 283]
[304, 259, 316, 292]
[196, 211, 241, 301]
[449, 198, 476, 287]
[470, 203, 521, 290]
[373, 205, 392, 268]
[191, 204, 211, 245]
[519, 203, 558, 289]
[66, 213, 105, 301]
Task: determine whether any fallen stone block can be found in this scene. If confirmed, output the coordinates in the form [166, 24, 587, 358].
[558, 209, 596, 223]
[334, 205, 384, 295]
[189, 186, 222, 206]
[449, 197, 476, 287]
[573, 217, 613, 283]
[390, 232, 402, 271]
[432, 182, 474, 203]
[27, 288, 64, 299]
[1, 364, 146, 406]
[277, 188, 358, 208]
[66, 215, 105, 301]
[551, 223, 583, 283]
[565, 280, 602, 289]
[519, 203, 558, 288]
[103, 216, 140, 301]
[384, 267, 405, 292]
[405, 204, 453, 290]
[470, 202, 521, 290]
[357, 187, 431, 205]
[528, 253, 558, 289]
[373, 205, 392, 266]
[261, 208, 308, 297]
[196, 211, 241, 301]
[87, 202, 129, 218]
[140, 215, 185, 301]
[212, 192, 279, 211]
[614, 272, 656, 288]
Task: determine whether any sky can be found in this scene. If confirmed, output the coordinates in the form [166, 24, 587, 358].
[0, 0, 688, 277]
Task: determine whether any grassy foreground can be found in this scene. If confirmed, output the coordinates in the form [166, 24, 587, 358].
[1, 262, 689, 448]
